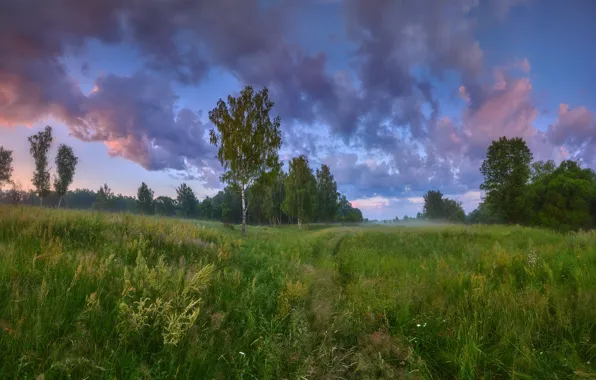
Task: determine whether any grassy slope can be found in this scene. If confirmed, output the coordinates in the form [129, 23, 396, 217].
[0, 205, 595, 379]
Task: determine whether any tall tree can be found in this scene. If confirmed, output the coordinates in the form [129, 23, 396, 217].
[209, 85, 282, 235]
[97, 184, 113, 202]
[270, 170, 287, 226]
[282, 155, 317, 229]
[53, 144, 78, 208]
[337, 194, 363, 223]
[530, 160, 556, 182]
[442, 198, 466, 222]
[95, 183, 114, 211]
[316, 164, 339, 222]
[28, 126, 53, 205]
[155, 196, 177, 216]
[137, 182, 155, 215]
[176, 183, 197, 217]
[0, 146, 13, 188]
[247, 165, 284, 225]
[480, 136, 533, 224]
[423, 190, 444, 219]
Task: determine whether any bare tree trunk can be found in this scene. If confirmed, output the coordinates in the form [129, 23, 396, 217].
[298, 218, 301, 230]
[241, 185, 247, 236]
[58, 196, 63, 208]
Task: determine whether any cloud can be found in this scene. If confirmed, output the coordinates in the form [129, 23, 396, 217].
[491, 0, 531, 20]
[0, 0, 357, 177]
[547, 104, 596, 163]
[338, 0, 483, 140]
[77, 73, 215, 171]
[460, 68, 538, 158]
[2, 0, 596, 209]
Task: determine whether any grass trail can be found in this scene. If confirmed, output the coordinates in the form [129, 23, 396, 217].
[0, 205, 595, 379]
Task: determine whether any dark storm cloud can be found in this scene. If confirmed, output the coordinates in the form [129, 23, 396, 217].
[338, 0, 483, 140]
[73, 73, 216, 172]
[0, 0, 355, 176]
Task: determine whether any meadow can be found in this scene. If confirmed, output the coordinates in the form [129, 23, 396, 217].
[0, 205, 595, 379]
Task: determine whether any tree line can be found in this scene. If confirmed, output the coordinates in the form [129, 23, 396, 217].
[383, 136, 596, 232]
[0, 169, 363, 227]
[0, 86, 363, 234]
[468, 136, 596, 232]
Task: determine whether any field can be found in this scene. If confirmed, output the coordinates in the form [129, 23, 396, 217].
[0, 206, 595, 379]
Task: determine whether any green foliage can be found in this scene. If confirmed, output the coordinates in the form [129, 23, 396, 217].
[524, 160, 596, 231]
[94, 183, 114, 211]
[154, 196, 177, 216]
[337, 194, 363, 223]
[442, 198, 466, 222]
[247, 167, 282, 225]
[136, 182, 155, 215]
[176, 183, 197, 217]
[54, 144, 78, 207]
[28, 125, 54, 203]
[530, 159, 556, 182]
[282, 155, 318, 228]
[316, 164, 339, 222]
[209, 85, 282, 235]
[423, 190, 444, 218]
[423, 190, 465, 222]
[467, 202, 504, 224]
[480, 136, 533, 224]
[0, 146, 13, 187]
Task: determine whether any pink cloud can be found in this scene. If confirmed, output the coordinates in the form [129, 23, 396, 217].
[461, 70, 538, 155]
[515, 58, 531, 73]
[548, 103, 595, 146]
[350, 196, 392, 210]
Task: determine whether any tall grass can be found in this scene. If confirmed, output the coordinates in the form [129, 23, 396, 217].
[0, 205, 594, 379]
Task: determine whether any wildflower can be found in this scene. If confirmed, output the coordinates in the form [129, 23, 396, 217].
[416, 324, 421, 327]
[527, 251, 538, 267]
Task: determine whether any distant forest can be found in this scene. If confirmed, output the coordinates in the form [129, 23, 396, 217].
[0, 177, 364, 226]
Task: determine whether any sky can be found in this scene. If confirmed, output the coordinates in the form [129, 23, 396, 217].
[1, 0, 595, 219]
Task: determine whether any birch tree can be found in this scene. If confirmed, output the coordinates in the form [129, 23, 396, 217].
[54, 144, 78, 208]
[0, 146, 13, 188]
[209, 85, 282, 236]
[316, 164, 339, 222]
[137, 182, 155, 215]
[28, 126, 53, 206]
[282, 155, 317, 230]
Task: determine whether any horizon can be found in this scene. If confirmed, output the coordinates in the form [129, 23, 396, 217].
[1, 0, 595, 219]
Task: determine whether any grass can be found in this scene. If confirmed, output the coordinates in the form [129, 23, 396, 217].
[0, 205, 595, 379]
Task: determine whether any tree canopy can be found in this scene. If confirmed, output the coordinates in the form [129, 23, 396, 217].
[316, 164, 339, 222]
[422, 190, 465, 222]
[480, 136, 533, 224]
[54, 144, 78, 208]
[0, 146, 13, 188]
[283, 155, 318, 229]
[176, 183, 197, 218]
[137, 182, 155, 215]
[28, 126, 54, 204]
